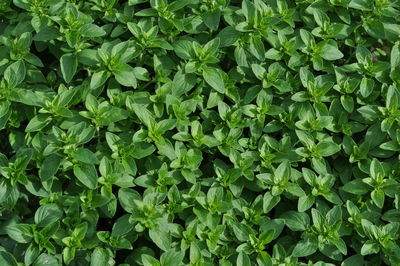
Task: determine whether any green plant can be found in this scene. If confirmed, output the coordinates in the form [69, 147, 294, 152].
[1, 0, 400, 265]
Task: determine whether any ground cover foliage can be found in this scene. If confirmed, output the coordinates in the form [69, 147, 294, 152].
[0, 0, 400, 265]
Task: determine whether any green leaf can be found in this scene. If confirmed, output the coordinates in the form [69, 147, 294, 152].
[33, 27, 60, 41]
[25, 114, 51, 132]
[315, 141, 341, 157]
[60, 53, 78, 84]
[319, 41, 344, 60]
[126, 101, 156, 129]
[113, 64, 137, 88]
[237, 252, 251, 266]
[203, 67, 224, 93]
[299, 67, 314, 88]
[363, 19, 385, 39]
[118, 188, 141, 213]
[356, 45, 372, 64]
[263, 192, 280, 213]
[391, 43, 400, 69]
[300, 29, 315, 47]
[217, 27, 239, 47]
[371, 189, 385, 208]
[149, 228, 171, 251]
[370, 158, 385, 181]
[249, 35, 265, 61]
[331, 237, 347, 255]
[172, 73, 197, 96]
[359, 77, 374, 97]
[349, 0, 372, 10]
[203, 10, 221, 31]
[90, 247, 109, 266]
[39, 155, 62, 182]
[232, 222, 252, 242]
[90, 71, 110, 89]
[256, 251, 272, 266]
[4, 60, 26, 88]
[160, 250, 184, 266]
[33, 253, 59, 266]
[361, 240, 380, 255]
[73, 163, 98, 189]
[281, 211, 310, 231]
[342, 255, 364, 266]
[0, 250, 18, 266]
[72, 148, 99, 164]
[141, 255, 160, 266]
[326, 206, 342, 225]
[173, 40, 193, 60]
[292, 239, 318, 257]
[274, 161, 291, 184]
[298, 195, 315, 212]
[25, 243, 40, 265]
[311, 208, 324, 229]
[5, 224, 32, 243]
[342, 179, 370, 194]
[340, 95, 354, 113]
[34, 204, 63, 227]
[63, 247, 75, 265]
[81, 24, 106, 38]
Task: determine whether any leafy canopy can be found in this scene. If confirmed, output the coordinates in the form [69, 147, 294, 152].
[0, 0, 400, 265]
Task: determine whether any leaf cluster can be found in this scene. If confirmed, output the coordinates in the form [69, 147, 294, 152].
[1, 0, 400, 265]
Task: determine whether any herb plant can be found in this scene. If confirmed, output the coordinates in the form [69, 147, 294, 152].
[1, 0, 400, 265]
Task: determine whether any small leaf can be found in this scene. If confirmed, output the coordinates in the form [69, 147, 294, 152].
[90, 247, 109, 266]
[292, 239, 318, 257]
[342, 179, 370, 194]
[360, 77, 374, 97]
[298, 195, 315, 212]
[274, 161, 291, 184]
[81, 24, 106, 38]
[319, 41, 344, 60]
[33, 253, 59, 266]
[149, 228, 171, 251]
[25, 114, 51, 132]
[73, 163, 98, 189]
[60, 53, 78, 83]
[39, 155, 62, 182]
[342, 255, 364, 266]
[280, 211, 310, 231]
[315, 141, 341, 157]
[249, 35, 265, 61]
[5, 224, 32, 243]
[114, 64, 137, 88]
[90, 71, 110, 89]
[237, 252, 251, 266]
[160, 250, 184, 266]
[361, 240, 380, 255]
[4, 60, 26, 88]
[203, 67, 224, 93]
[203, 10, 221, 31]
[118, 188, 141, 213]
[72, 148, 99, 164]
[371, 189, 385, 208]
[33, 27, 60, 41]
[370, 158, 385, 181]
[34, 204, 63, 227]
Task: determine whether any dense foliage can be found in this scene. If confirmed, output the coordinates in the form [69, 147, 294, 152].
[1, 0, 400, 265]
